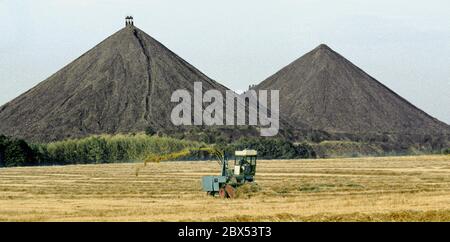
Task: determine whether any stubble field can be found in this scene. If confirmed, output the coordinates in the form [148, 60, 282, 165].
[0, 155, 449, 221]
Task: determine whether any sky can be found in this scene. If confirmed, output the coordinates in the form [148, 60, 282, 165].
[0, 0, 449, 123]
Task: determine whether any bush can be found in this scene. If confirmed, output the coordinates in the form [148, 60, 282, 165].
[442, 147, 450, 155]
[145, 127, 157, 136]
[0, 135, 37, 167]
[220, 137, 316, 159]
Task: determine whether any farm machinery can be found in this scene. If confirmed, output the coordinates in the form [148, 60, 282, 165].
[139, 147, 258, 198]
[201, 149, 257, 198]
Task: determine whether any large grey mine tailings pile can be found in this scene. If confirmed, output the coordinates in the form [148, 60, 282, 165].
[255, 44, 450, 136]
[0, 25, 232, 142]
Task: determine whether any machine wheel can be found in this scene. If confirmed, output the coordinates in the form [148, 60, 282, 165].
[219, 188, 227, 198]
[224, 184, 236, 198]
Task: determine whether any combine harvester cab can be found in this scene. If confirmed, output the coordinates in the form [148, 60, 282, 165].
[202, 149, 257, 198]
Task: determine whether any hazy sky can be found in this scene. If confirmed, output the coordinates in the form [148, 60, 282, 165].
[1, 0, 449, 123]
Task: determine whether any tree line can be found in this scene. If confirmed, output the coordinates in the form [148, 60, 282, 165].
[1, 134, 199, 167]
[0, 133, 317, 167]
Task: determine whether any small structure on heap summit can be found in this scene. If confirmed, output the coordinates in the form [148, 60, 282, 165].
[125, 16, 134, 27]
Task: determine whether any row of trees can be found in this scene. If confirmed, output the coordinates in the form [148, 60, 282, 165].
[0, 133, 318, 167]
[32, 134, 200, 165]
[220, 138, 316, 159]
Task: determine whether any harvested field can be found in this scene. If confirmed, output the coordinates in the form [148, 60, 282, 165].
[0, 155, 449, 221]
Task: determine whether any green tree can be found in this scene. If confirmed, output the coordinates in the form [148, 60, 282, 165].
[2, 137, 36, 167]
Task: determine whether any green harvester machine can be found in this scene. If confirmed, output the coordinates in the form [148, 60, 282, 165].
[202, 149, 257, 198]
